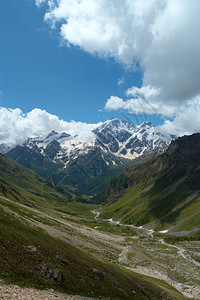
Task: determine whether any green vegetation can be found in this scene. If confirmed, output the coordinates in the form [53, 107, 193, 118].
[7, 145, 157, 195]
[0, 153, 86, 208]
[1, 134, 200, 298]
[0, 152, 186, 299]
[96, 134, 200, 233]
[1, 208, 182, 299]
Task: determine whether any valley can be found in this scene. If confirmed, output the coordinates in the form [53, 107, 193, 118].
[0, 194, 193, 298]
[1, 1, 200, 299]
[0, 192, 199, 299]
[0, 127, 200, 299]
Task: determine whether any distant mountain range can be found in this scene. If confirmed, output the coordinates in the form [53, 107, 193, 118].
[2, 119, 175, 194]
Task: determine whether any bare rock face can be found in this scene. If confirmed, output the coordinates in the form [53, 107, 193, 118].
[41, 264, 62, 284]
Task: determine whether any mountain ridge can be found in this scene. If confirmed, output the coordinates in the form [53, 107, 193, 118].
[4, 119, 173, 160]
[4, 119, 174, 194]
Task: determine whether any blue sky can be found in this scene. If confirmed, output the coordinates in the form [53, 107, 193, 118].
[0, 0, 164, 125]
[0, 0, 200, 145]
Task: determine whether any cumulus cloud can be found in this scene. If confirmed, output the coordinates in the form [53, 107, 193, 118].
[105, 90, 178, 118]
[37, 0, 200, 136]
[105, 96, 124, 111]
[105, 94, 200, 136]
[0, 107, 101, 145]
[44, 0, 163, 64]
[156, 97, 200, 137]
[43, 0, 200, 103]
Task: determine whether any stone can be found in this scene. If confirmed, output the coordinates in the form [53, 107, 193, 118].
[56, 255, 68, 265]
[92, 269, 104, 281]
[27, 245, 37, 254]
[41, 264, 62, 284]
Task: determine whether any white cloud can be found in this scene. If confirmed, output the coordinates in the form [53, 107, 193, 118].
[126, 86, 159, 100]
[105, 94, 200, 137]
[43, 0, 200, 102]
[37, 0, 200, 136]
[157, 97, 200, 137]
[0, 107, 101, 145]
[105, 96, 124, 111]
[44, 0, 162, 64]
[35, 0, 46, 7]
[105, 92, 177, 118]
[118, 77, 124, 86]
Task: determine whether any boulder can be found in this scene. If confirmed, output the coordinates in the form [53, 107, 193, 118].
[41, 264, 62, 284]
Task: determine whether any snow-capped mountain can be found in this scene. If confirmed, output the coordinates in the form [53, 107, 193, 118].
[4, 119, 175, 194]
[0, 143, 14, 154]
[94, 119, 171, 159]
[6, 119, 173, 163]
[24, 130, 95, 163]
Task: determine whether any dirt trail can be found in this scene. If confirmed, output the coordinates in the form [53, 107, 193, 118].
[0, 283, 97, 300]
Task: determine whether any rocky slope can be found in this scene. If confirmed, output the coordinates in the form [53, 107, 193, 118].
[0, 283, 96, 300]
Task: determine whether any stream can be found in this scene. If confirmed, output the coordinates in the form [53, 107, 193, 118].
[91, 209, 200, 268]
[91, 208, 102, 219]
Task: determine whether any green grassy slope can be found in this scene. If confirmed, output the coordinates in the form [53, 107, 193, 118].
[0, 202, 185, 299]
[79, 150, 159, 195]
[7, 145, 126, 195]
[0, 153, 85, 207]
[0, 154, 185, 299]
[96, 134, 200, 234]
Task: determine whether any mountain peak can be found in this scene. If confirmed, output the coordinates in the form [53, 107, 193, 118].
[59, 132, 71, 139]
[98, 118, 136, 132]
[139, 121, 153, 128]
[45, 130, 59, 140]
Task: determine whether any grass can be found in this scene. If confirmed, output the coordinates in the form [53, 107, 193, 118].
[0, 201, 185, 299]
[0, 147, 198, 299]
[99, 166, 200, 231]
[94, 135, 200, 234]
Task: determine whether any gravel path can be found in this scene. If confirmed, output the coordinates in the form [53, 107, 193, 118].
[0, 283, 97, 300]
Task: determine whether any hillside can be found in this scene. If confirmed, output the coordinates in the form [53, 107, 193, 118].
[95, 133, 200, 235]
[0, 154, 185, 299]
[0, 153, 85, 207]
